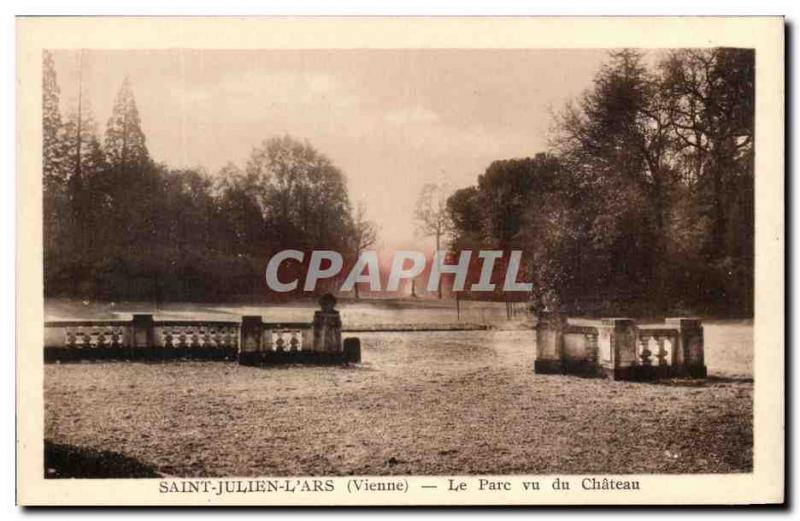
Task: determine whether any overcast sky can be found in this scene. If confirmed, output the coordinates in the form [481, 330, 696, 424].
[52, 49, 612, 251]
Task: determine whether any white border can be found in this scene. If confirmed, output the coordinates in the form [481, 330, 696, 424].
[4, 3, 793, 517]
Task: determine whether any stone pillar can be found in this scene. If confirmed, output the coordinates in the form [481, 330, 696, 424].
[534, 312, 566, 374]
[313, 294, 342, 353]
[344, 337, 361, 363]
[597, 318, 638, 380]
[666, 317, 707, 378]
[238, 315, 263, 365]
[131, 314, 154, 355]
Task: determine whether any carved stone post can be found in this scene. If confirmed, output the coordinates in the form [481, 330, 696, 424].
[666, 318, 706, 378]
[132, 314, 154, 359]
[313, 294, 342, 353]
[597, 318, 638, 380]
[132, 314, 154, 347]
[534, 312, 566, 374]
[238, 315, 263, 365]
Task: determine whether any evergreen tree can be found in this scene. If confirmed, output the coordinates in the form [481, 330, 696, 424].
[42, 50, 68, 192]
[104, 76, 149, 170]
[553, 50, 664, 304]
[64, 106, 105, 182]
[42, 50, 71, 287]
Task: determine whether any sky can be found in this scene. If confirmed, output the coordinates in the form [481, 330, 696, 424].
[51, 48, 612, 252]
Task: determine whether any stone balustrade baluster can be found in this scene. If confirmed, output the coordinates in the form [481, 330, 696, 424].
[638, 335, 652, 366]
[586, 333, 599, 365]
[656, 336, 668, 366]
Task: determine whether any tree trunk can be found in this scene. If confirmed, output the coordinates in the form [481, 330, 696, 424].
[436, 231, 442, 299]
[711, 164, 726, 255]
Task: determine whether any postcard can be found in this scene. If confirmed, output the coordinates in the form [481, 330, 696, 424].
[16, 16, 784, 505]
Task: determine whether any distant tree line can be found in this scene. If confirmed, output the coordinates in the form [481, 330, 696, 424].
[44, 49, 754, 315]
[42, 51, 376, 302]
[447, 49, 754, 316]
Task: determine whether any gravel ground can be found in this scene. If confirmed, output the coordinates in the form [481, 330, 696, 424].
[44, 329, 752, 476]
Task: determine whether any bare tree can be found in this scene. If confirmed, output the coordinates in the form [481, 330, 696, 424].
[351, 202, 379, 299]
[414, 181, 452, 299]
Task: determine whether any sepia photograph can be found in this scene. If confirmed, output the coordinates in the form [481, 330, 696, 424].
[15, 16, 784, 506]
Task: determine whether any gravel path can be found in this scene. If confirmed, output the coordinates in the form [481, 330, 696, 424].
[45, 330, 752, 476]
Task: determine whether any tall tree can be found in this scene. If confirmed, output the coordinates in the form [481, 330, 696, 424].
[553, 49, 668, 305]
[42, 50, 71, 286]
[447, 154, 564, 307]
[63, 52, 111, 271]
[213, 162, 267, 256]
[42, 50, 67, 191]
[660, 48, 755, 312]
[446, 186, 482, 250]
[245, 135, 353, 255]
[63, 106, 105, 183]
[349, 202, 379, 299]
[104, 76, 149, 170]
[414, 181, 452, 298]
[661, 49, 754, 251]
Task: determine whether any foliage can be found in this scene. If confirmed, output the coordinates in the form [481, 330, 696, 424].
[104, 76, 150, 170]
[43, 71, 360, 301]
[42, 48, 754, 315]
[448, 49, 754, 316]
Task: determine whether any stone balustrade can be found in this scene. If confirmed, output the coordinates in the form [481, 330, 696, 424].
[534, 313, 707, 380]
[44, 295, 360, 365]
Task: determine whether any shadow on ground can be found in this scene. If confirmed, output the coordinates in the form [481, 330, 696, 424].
[652, 375, 754, 388]
[44, 440, 159, 478]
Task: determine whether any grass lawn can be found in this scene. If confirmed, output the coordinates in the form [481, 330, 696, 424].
[45, 329, 752, 477]
[44, 297, 522, 326]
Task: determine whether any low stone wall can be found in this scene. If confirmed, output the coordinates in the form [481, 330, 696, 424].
[44, 295, 361, 366]
[534, 313, 706, 381]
